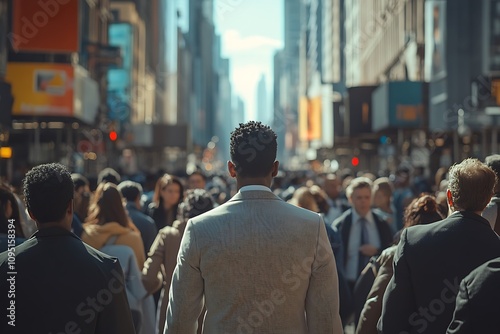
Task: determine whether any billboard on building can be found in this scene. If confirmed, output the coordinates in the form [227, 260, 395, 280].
[299, 96, 322, 141]
[107, 23, 133, 122]
[6, 62, 74, 116]
[372, 81, 425, 131]
[10, 0, 79, 52]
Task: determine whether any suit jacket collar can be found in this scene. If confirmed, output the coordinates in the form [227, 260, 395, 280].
[449, 210, 492, 227]
[32, 226, 77, 239]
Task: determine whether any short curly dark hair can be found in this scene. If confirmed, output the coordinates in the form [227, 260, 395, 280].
[177, 189, 214, 220]
[229, 121, 277, 177]
[23, 163, 74, 224]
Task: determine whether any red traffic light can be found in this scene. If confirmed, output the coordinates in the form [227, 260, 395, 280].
[109, 131, 118, 141]
[351, 157, 359, 167]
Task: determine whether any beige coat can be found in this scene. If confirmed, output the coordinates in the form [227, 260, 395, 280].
[142, 220, 205, 334]
[165, 190, 343, 334]
[82, 221, 145, 270]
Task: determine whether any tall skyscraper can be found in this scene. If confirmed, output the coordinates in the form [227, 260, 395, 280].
[256, 74, 269, 123]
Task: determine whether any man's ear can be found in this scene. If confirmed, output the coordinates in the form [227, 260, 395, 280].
[228, 161, 237, 178]
[446, 189, 454, 210]
[67, 199, 74, 216]
[271, 161, 279, 177]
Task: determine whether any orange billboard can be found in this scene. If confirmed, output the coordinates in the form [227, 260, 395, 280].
[299, 96, 322, 141]
[6, 62, 74, 116]
[11, 0, 79, 52]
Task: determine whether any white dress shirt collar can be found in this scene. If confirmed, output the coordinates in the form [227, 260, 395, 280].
[239, 185, 272, 193]
[352, 209, 375, 225]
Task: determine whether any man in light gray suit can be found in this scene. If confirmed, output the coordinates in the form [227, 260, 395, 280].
[165, 121, 342, 334]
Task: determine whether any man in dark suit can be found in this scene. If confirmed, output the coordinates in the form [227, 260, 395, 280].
[118, 180, 158, 253]
[333, 177, 393, 288]
[447, 257, 500, 333]
[322, 173, 350, 223]
[0, 163, 135, 334]
[333, 176, 393, 328]
[378, 158, 500, 334]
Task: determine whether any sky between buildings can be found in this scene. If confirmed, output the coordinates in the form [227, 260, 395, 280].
[214, 0, 284, 122]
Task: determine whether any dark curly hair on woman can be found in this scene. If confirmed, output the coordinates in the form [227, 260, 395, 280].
[229, 121, 277, 177]
[403, 194, 444, 228]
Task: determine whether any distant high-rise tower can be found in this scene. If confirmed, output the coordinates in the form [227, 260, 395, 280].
[256, 74, 269, 123]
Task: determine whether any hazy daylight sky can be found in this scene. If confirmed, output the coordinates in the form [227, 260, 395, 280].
[214, 0, 284, 122]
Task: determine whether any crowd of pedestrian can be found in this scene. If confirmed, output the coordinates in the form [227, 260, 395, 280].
[1, 121, 499, 333]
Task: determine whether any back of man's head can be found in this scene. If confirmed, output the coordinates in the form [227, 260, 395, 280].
[229, 121, 277, 178]
[178, 189, 214, 220]
[118, 180, 142, 202]
[71, 173, 89, 192]
[448, 158, 496, 212]
[23, 163, 74, 224]
[97, 167, 121, 185]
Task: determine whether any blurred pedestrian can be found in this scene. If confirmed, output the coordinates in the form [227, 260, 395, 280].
[148, 174, 184, 230]
[371, 177, 397, 234]
[379, 158, 500, 333]
[0, 163, 135, 333]
[143, 189, 214, 334]
[333, 176, 393, 328]
[356, 194, 443, 334]
[82, 182, 145, 269]
[118, 180, 157, 254]
[482, 154, 500, 232]
[70, 173, 91, 237]
[0, 184, 24, 252]
[97, 167, 121, 185]
[447, 257, 500, 333]
[187, 170, 207, 190]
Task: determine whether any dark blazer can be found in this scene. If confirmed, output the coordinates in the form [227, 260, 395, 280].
[126, 201, 158, 253]
[333, 208, 394, 268]
[325, 220, 353, 327]
[378, 211, 500, 334]
[0, 226, 135, 334]
[447, 257, 500, 333]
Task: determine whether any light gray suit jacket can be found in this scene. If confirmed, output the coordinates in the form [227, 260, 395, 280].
[165, 190, 343, 334]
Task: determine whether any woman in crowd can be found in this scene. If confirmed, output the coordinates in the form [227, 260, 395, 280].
[287, 186, 320, 212]
[148, 174, 184, 230]
[0, 184, 25, 251]
[371, 177, 397, 234]
[356, 194, 443, 334]
[81, 182, 145, 269]
[142, 189, 214, 334]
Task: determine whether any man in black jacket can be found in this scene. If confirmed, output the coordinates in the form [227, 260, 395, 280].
[0, 163, 135, 334]
[378, 158, 500, 334]
[447, 257, 500, 333]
